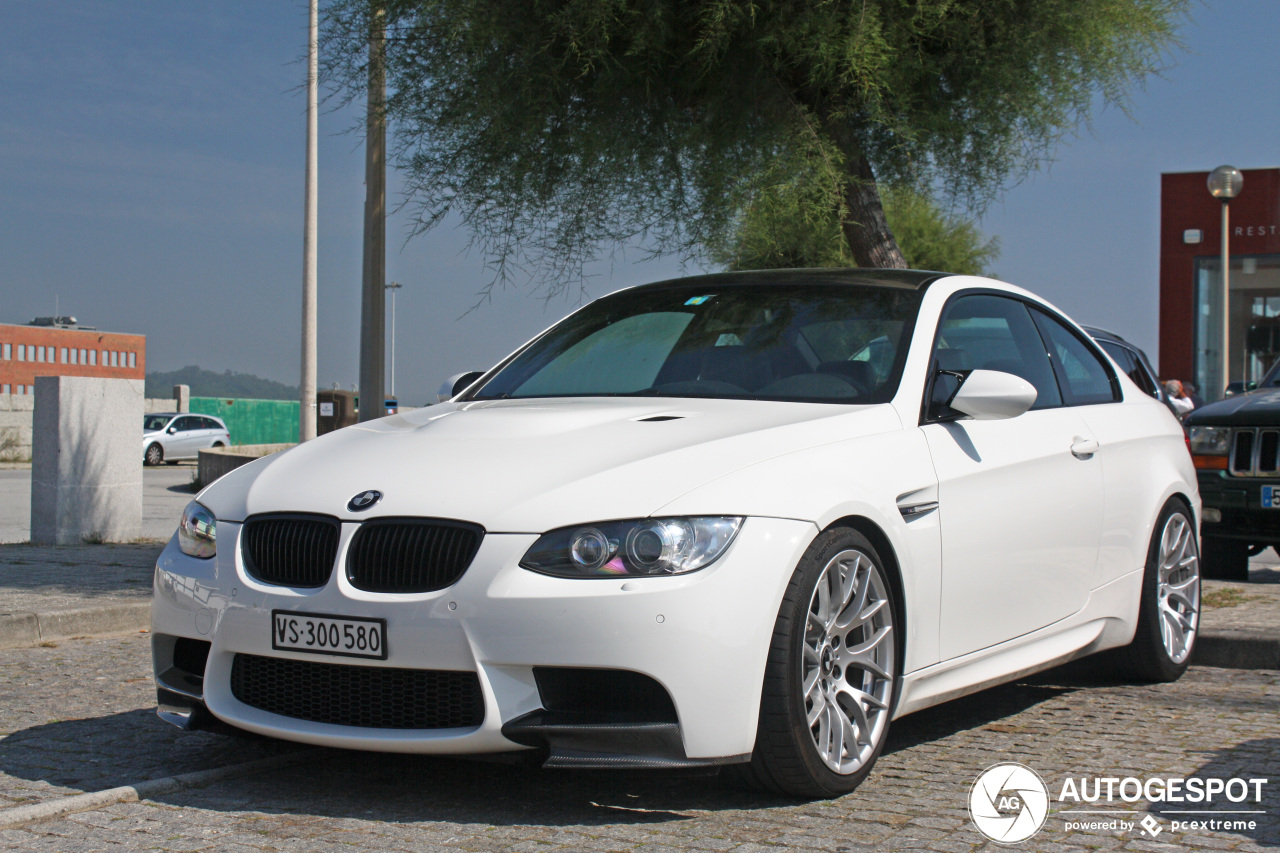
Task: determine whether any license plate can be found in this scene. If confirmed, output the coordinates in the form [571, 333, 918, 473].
[1264, 486, 1280, 509]
[271, 611, 388, 660]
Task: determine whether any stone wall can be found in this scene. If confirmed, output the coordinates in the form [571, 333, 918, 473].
[0, 395, 34, 462]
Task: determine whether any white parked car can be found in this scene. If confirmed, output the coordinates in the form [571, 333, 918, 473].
[144, 413, 230, 465]
[152, 271, 1199, 798]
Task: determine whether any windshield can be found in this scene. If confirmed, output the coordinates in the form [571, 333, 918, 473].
[469, 282, 924, 404]
[144, 415, 172, 432]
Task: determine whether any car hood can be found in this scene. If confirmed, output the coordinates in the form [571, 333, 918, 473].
[199, 397, 901, 531]
[1185, 388, 1280, 427]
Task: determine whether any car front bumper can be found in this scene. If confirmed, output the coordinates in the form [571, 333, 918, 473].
[1197, 469, 1280, 544]
[151, 516, 816, 764]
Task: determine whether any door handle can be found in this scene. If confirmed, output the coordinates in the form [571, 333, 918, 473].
[1070, 437, 1100, 459]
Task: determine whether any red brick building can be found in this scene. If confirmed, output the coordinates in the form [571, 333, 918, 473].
[0, 321, 145, 396]
[1160, 167, 1280, 401]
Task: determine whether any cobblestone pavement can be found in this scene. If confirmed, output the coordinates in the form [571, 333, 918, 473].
[0, 634, 1275, 851]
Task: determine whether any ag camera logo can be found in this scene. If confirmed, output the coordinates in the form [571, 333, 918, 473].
[969, 762, 1050, 843]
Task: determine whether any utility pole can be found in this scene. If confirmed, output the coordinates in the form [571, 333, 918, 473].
[299, 0, 319, 441]
[385, 281, 402, 398]
[358, 4, 386, 422]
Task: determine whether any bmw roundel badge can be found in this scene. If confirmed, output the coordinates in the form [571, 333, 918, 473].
[347, 490, 383, 512]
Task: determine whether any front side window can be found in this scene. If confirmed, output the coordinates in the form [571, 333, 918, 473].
[927, 294, 1062, 419]
[470, 282, 924, 404]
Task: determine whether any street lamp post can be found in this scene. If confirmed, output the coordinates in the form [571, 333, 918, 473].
[385, 281, 402, 399]
[1208, 166, 1244, 396]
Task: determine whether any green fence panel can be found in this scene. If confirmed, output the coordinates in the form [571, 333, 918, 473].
[190, 397, 299, 446]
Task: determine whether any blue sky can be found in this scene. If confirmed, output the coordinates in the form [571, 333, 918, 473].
[2, 1, 1277, 405]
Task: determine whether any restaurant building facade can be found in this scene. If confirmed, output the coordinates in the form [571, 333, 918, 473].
[1160, 167, 1280, 402]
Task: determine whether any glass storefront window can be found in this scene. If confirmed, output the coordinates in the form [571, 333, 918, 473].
[1194, 254, 1280, 401]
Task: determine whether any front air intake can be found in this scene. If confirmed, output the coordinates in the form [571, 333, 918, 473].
[346, 518, 484, 593]
[241, 514, 340, 588]
[230, 654, 484, 729]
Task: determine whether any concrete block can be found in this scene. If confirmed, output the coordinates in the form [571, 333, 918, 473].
[31, 377, 144, 545]
[198, 443, 293, 488]
[173, 384, 190, 414]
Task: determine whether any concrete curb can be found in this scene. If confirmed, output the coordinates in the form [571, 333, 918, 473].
[0, 601, 150, 650]
[0, 751, 316, 830]
[1193, 628, 1280, 670]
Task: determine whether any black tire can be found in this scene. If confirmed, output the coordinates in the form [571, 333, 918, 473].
[731, 527, 901, 798]
[1200, 536, 1249, 581]
[144, 443, 163, 466]
[1113, 499, 1200, 682]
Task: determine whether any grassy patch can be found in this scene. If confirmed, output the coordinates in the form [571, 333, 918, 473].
[1202, 587, 1264, 609]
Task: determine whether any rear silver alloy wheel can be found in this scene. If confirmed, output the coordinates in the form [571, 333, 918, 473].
[802, 549, 895, 775]
[1156, 512, 1199, 664]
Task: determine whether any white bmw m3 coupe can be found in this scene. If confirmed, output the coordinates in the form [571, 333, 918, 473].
[152, 270, 1200, 798]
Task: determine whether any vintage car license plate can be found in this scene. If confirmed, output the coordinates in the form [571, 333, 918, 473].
[271, 611, 388, 660]
[1264, 485, 1280, 509]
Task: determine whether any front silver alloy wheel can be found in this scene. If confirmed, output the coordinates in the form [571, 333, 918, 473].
[802, 549, 895, 774]
[1157, 512, 1199, 664]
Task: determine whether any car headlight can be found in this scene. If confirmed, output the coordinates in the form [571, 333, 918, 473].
[1188, 426, 1231, 456]
[177, 501, 216, 559]
[520, 517, 743, 578]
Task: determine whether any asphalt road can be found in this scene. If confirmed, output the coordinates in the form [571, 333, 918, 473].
[0, 465, 193, 544]
[0, 634, 1275, 851]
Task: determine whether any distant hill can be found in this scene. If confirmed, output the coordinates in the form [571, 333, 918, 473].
[146, 366, 299, 401]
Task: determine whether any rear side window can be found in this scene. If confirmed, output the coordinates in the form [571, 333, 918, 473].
[1031, 310, 1120, 405]
[1097, 340, 1158, 398]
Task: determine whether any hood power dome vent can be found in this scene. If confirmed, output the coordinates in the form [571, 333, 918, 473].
[632, 411, 700, 423]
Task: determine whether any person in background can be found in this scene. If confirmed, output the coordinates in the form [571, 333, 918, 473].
[1164, 379, 1194, 416]
[1184, 382, 1205, 409]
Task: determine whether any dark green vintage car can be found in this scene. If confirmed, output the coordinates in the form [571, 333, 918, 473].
[1186, 361, 1280, 579]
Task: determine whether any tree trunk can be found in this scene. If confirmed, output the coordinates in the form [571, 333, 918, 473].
[839, 155, 907, 269]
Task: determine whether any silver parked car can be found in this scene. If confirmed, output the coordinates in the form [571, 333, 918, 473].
[143, 413, 230, 465]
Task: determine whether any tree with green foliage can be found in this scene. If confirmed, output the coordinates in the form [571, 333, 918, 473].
[711, 184, 1000, 274]
[323, 0, 1184, 294]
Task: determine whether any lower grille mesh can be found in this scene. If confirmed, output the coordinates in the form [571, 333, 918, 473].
[230, 654, 484, 729]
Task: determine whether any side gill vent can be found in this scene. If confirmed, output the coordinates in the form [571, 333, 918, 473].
[637, 415, 683, 422]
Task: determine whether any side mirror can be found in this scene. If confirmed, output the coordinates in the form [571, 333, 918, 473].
[437, 371, 485, 403]
[949, 369, 1037, 421]
[167, 426, 178, 434]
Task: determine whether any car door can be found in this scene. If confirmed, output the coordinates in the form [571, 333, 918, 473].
[922, 293, 1104, 659]
[194, 417, 220, 450]
[168, 416, 201, 459]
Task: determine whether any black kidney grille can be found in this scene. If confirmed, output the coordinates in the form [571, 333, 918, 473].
[230, 654, 484, 729]
[347, 519, 484, 593]
[242, 515, 339, 588]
